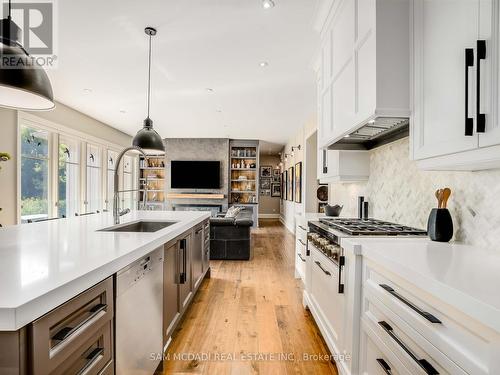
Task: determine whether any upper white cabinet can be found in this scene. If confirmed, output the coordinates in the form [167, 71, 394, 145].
[412, 0, 500, 170]
[316, 0, 410, 149]
[317, 148, 370, 184]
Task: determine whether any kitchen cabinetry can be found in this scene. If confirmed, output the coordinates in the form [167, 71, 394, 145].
[192, 225, 204, 289]
[303, 242, 362, 375]
[412, 0, 500, 170]
[316, 0, 410, 149]
[317, 149, 370, 183]
[360, 257, 500, 375]
[30, 277, 114, 375]
[294, 222, 307, 281]
[163, 220, 210, 348]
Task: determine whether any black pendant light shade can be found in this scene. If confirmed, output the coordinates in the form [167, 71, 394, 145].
[132, 117, 165, 154]
[132, 26, 165, 155]
[0, 16, 54, 110]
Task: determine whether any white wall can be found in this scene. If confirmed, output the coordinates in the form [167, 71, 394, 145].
[329, 137, 500, 249]
[280, 120, 317, 232]
[0, 103, 132, 226]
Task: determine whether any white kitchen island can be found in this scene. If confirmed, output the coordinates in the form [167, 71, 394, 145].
[0, 210, 210, 331]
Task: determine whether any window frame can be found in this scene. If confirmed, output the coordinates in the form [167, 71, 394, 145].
[17, 112, 135, 223]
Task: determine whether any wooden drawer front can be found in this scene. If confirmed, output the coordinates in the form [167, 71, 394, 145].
[363, 290, 466, 375]
[52, 320, 112, 375]
[364, 261, 491, 375]
[360, 322, 411, 375]
[31, 277, 114, 375]
[310, 246, 344, 343]
[295, 223, 307, 243]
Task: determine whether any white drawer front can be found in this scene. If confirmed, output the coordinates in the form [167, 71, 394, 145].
[360, 321, 412, 375]
[363, 288, 466, 375]
[364, 261, 494, 375]
[295, 223, 308, 243]
[310, 246, 344, 344]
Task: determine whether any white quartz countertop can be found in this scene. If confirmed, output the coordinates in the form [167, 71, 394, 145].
[342, 237, 500, 333]
[0, 210, 210, 331]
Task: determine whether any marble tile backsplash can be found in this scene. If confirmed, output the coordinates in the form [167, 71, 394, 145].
[329, 138, 500, 248]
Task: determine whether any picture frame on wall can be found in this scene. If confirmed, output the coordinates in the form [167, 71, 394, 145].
[282, 171, 287, 199]
[260, 166, 272, 178]
[260, 178, 271, 190]
[294, 162, 302, 203]
[271, 183, 281, 197]
[287, 166, 294, 201]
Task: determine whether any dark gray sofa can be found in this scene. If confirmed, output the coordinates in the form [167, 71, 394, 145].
[209, 208, 253, 260]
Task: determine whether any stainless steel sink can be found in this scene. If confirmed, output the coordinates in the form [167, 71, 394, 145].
[99, 220, 178, 233]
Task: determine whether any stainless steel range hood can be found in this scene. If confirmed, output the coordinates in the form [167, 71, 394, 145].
[328, 117, 409, 151]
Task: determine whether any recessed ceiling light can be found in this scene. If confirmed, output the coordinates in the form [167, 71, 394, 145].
[260, 61, 269, 67]
[119, 109, 126, 114]
[206, 88, 214, 93]
[344, 134, 350, 138]
[83, 88, 92, 93]
[262, 0, 275, 9]
[217, 109, 222, 113]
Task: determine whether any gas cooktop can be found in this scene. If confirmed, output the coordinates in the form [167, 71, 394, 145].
[318, 218, 427, 236]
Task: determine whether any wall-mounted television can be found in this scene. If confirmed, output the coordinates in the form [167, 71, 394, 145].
[171, 160, 221, 189]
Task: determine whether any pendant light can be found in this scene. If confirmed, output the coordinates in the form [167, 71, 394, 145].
[132, 27, 165, 155]
[0, 0, 54, 110]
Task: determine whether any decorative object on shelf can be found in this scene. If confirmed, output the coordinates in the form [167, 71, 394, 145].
[427, 188, 453, 242]
[287, 166, 294, 201]
[132, 27, 165, 155]
[325, 204, 343, 217]
[271, 183, 281, 197]
[260, 166, 272, 177]
[238, 175, 247, 180]
[318, 202, 327, 213]
[0, 0, 54, 110]
[294, 162, 302, 203]
[260, 178, 271, 190]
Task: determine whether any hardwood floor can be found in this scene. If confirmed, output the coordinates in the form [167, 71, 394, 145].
[162, 220, 338, 375]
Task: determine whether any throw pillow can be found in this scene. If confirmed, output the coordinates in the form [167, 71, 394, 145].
[225, 206, 242, 218]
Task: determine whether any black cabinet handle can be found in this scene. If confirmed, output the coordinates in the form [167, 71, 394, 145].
[376, 358, 392, 375]
[476, 40, 486, 133]
[378, 321, 439, 375]
[465, 48, 474, 136]
[298, 253, 306, 262]
[315, 261, 331, 276]
[52, 303, 108, 342]
[299, 225, 307, 231]
[379, 284, 441, 324]
[86, 347, 104, 361]
[179, 239, 187, 284]
[322, 149, 328, 173]
[338, 255, 345, 294]
[298, 239, 306, 246]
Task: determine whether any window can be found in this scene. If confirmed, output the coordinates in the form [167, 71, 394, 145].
[122, 155, 135, 210]
[106, 149, 117, 211]
[58, 136, 80, 218]
[20, 125, 50, 223]
[85, 144, 102, 213]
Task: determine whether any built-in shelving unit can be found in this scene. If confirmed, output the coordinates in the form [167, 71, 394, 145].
[138, 154, 166, 210]
[229, 140, 259, 227]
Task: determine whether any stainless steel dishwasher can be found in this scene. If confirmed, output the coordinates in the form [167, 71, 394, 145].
[116, 247, 164, 375]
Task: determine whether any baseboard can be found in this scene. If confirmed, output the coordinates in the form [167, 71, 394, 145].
[258, 214, 280, 219]
[279, 216, 295, 234]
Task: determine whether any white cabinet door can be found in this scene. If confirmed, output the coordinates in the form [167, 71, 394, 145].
[479, 0, 499, 147]
[412, 0, 480, 160]
[321, 86, 333, 144]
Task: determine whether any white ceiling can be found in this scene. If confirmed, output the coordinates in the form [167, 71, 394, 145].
[50, 0, 320, 147]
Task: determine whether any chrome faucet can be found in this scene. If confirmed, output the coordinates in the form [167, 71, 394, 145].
[114, 146, 149, 225]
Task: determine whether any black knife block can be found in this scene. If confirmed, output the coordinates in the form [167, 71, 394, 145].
[427, 208, 453, 242]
